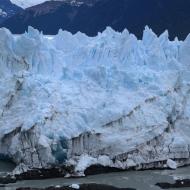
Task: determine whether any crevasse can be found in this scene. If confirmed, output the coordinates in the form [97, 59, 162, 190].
[0, 26, 190, 175]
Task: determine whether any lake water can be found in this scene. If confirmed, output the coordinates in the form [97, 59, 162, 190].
[0, 161, 190, 190]
[0, 161, 15, 173]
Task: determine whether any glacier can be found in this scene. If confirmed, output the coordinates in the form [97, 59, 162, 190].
[0, 26, 190, 176]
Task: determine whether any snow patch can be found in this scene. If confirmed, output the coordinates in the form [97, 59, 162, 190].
[0, 9, 7, 17]
[10, 0, 48, 8]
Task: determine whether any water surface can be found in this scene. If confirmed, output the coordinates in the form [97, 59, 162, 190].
[0, 163, 190, 190]
[0, 161, 15, 173]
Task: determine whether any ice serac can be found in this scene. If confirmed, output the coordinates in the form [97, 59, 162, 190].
[0, 26, 190, 176]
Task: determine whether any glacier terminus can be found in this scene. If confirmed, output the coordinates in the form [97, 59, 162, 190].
[0, 26, 190, 176]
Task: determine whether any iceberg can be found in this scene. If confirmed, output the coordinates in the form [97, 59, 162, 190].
[0, 26, 190, 176]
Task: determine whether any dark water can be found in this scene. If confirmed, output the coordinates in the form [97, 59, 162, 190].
[0, 161, 189, 190]
[0, 161, 15, 173]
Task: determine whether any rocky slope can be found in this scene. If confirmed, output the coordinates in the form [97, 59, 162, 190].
[1, 0, 190, 40]
[0, 26, 190, 176]
[0, 0, 22, 24]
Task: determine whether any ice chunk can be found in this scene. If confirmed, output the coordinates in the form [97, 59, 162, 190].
[167, 159, 177, 170]
[69, 184, 80, 189]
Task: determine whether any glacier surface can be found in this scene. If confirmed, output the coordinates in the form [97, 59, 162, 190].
[0, 26, 190, 175]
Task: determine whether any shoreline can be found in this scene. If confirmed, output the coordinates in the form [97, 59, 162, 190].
[0, 163, 190, 185]
[1, 165, 190, 190]
[16, 184, 136, 190]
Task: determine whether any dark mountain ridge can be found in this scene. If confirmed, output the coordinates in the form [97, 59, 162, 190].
[1, 0, 190, 40]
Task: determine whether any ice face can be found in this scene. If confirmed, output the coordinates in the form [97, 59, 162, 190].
[0, 26, 190, 175]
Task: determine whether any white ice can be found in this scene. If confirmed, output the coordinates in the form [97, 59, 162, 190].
[0, 26, 190, 174]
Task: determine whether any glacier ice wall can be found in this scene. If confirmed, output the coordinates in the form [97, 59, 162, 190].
[0, 26, 190, 175]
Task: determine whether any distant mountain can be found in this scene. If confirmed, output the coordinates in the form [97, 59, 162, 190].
[2, 0, 190, 40]
[0, 0, 23, 24]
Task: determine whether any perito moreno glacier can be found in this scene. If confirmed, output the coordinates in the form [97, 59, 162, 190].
[0, 26, 190, 176]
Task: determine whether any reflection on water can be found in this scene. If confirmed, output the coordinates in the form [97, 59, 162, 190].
[0, 164, 190, 190]
[0, 160, 15, 173]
